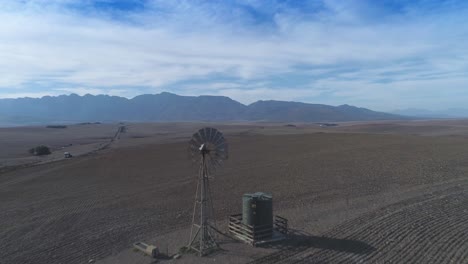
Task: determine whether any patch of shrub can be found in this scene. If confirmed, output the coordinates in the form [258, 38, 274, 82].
[46, 125, 67, 129]
[29, 145, 51, 156]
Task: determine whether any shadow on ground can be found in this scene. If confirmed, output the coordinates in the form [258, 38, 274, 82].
[263, 230, 375, 254]
[249, 230, 376, 263]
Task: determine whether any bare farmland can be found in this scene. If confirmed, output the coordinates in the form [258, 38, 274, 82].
[1, 121, 468, 263]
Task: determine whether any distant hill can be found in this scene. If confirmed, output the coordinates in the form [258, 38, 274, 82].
[245, 100, 400, 122]
[393, 108, 468, 118]
[0, 92, 406, 125]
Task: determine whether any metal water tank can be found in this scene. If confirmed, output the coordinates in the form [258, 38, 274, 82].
[242, 192, 273, 227]
[242, 193, 255, 226]
[256, 192, 273, 227]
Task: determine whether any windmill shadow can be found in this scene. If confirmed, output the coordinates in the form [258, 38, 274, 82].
[257, 229, 376, 255]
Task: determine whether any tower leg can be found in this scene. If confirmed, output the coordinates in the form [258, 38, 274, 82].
[188, 154, 217, 256]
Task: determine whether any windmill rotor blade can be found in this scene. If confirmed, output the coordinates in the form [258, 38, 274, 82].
[205, 128, 211, 145]
[188, 138, 195, 146]
[192, 132, 203, 146]
[214, 141, 225, 151]
[215, 140, 227, 149]
[188, 127, 228, 172]
[198, 128, 206, 142]
[188, 144, 196, 154]
[189, 146, 198, 157]
[212, 159, 222, 170]
[189, 138, 200, 149]
[216, 137, 228, 158]
[210, 127, 218, 142]
[215, 144, 228, 156]
[199, 128, 207, 142]
[189, 146, 198, 155]
[214, 139, 226, 149]
[210, 149, 226, 163]
[210, 158, 221, 171]
[188, 143, 200, 156]
[211, 132, 222, 147]
[206, 127, 214, 142]
[189, 139, 199, 149]
[213, 133, 224, 147]
[208, 154, 221, 168]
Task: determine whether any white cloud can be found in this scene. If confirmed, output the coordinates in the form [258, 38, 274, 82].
[216, 88, 327, 105]
[0, 0, 467, 110]
[53, 87, 106, 95]
[176, 81, 328, 104]
[0, 91, 62, 99]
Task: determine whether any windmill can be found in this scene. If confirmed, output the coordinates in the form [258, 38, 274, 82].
[187, 127, 228, 256]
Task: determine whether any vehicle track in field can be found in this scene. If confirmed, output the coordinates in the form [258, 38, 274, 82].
[250, 179, 468, 264]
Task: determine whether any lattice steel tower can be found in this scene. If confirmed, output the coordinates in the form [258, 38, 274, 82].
[187, 127, 228, 256]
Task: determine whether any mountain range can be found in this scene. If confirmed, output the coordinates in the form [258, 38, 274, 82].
[0, 92, 406, 126]
[392, 108, 468, 118]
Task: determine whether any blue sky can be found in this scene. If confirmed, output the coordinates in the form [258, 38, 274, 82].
[0, 0, 467, 111]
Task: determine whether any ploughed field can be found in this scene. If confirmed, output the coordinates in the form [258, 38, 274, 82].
[1, 126, 468, 263]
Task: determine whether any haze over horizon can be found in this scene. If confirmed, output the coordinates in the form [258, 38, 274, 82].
[1, 0, 468, 112]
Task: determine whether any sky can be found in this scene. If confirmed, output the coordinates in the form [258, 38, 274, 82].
[0, 0, 467, 111]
